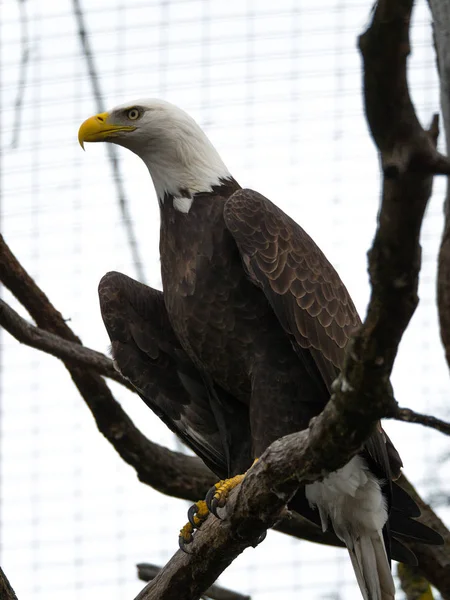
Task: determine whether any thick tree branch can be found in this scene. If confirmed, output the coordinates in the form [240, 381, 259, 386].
[0, 568, 18, 600]
[137, 564, 250, 600]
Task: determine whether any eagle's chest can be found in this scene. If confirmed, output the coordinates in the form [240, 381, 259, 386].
[159, 203, 265, 396]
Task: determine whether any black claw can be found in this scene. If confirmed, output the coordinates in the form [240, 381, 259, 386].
[210, 497, 221, 519]
[257, 530, 267, 545]
[205, 485, 217, 512]
[187, 503, 198, 528]
[250, 530, 267, 548]
[178, 535, 193, 554]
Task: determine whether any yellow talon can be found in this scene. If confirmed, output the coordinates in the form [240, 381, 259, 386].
[212, 474, 245, 505]
[179, 522, 194, 549]
[178, 500, 211, 552]
[179, 460, 259, 551]
[190, 500, 209, 527]
[207, 459, 259, 516]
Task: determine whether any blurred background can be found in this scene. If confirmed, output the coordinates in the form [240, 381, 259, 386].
[1, 0, 449, 598]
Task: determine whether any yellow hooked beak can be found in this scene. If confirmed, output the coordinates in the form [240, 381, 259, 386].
[78, 112, 136, 149]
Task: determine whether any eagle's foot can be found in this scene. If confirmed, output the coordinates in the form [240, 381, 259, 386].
[178, 500, 209, 553]
[205, 473, 246, 518]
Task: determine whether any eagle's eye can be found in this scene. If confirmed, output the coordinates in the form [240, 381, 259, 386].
[126, 108, 140, 121]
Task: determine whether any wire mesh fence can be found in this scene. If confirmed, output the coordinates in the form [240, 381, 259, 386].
[1, 1, 449, 598]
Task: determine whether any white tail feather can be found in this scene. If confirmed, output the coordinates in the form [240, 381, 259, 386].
[305, 456, 396, 600]
[348, 532, 395, 600]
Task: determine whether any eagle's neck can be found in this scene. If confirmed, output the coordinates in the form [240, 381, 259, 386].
[139, 131, 232, 210]
[161, 177, 240, 221]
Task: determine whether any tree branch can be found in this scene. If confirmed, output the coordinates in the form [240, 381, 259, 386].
[137, 564, 250, 600]
[393, 407, 450, 435]
[0, 297, 135, 391]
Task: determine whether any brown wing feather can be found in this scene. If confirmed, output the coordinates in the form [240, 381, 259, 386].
[98, 271, 229, 477]
[224, 188, 360, 390]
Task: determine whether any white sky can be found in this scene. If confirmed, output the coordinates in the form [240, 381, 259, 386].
[1, 1, 449, 599]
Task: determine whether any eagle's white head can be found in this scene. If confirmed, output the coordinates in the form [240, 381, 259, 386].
[78, 98, 231, 206]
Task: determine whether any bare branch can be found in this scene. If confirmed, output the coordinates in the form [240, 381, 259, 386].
[0, 567, 19, 600]
[394, 407, 450, 436]
[0, 298, 135, 391]
[137, 563, 250, 600]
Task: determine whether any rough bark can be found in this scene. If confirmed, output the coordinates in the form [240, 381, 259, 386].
[393, 407, 450, 435]
[0, 297, 134, 390]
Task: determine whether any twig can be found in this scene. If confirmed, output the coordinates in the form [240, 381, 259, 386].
[0, 567, 19, 600]
[137, 563, 250, 600]
[394, 407, 450, 436]
[0, 298, 135, 391]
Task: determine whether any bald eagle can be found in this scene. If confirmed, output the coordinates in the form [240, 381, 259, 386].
[79, 99, 441, 600]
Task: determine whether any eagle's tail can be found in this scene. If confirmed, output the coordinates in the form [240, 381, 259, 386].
[346, 530, 395, 600]
[303, 455, 396, 600]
